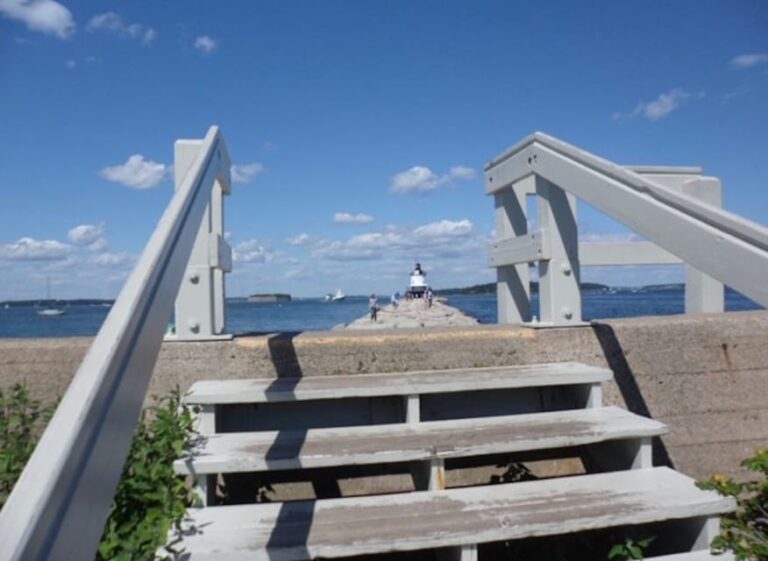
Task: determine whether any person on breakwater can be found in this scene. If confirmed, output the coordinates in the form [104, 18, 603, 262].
[369, 294, 379, 321]
[391, 291, 400, 309]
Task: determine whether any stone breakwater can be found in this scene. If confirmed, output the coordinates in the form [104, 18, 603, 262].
[340, 298, 480, 330]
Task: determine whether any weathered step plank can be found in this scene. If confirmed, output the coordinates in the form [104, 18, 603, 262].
[647, 552, 734, 561]
[175, 406, 665, 475]
[169, 468, 734, 560]
[184, 362, 611, 404]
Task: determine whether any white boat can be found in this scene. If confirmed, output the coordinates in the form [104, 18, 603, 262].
[325, 288, 346, 302]
[37, 308, 66, 317]
[37, 277, 66, 317]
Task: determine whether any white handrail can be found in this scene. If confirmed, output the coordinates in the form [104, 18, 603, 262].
[486, 133, 768, 324]
[487, 133, 768, 253]
[0, 126, 231, 560]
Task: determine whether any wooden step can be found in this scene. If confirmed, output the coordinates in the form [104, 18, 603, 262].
[167, 467, 735, 560]
[648, 552, 734, 561]
[175, 406, 665, 475]
[184, 362, 611, 405]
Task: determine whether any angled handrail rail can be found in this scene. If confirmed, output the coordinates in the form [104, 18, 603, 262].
[486, 133, 768, 318]
[0, 126, 231, 560]
[487, 133, 768, 253]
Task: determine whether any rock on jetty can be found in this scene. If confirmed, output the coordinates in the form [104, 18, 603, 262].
[340, 298, 479, 330]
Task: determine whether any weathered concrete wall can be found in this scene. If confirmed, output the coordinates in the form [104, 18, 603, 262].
[1, 310, 766, 480]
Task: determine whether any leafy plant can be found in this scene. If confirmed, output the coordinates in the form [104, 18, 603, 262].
[0, 384, 54, 508]
[698, 448, 768, 561]
[608, 536, 655, 560]
[97, 387, 196, 561]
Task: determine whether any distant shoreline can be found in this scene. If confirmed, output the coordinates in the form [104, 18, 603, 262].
[0, 299, 114, 308]
[0, 284, 750, 307]
[434, 282, 703, 296]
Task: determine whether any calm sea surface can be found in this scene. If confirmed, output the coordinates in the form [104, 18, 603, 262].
[0, 290, 761, 339]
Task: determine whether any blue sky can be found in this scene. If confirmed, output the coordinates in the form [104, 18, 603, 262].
[1, 0, 766, 299]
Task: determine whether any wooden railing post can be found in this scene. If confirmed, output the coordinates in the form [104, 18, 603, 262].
[494, 182, 531, 323]
[683, 178, 724, 313]
[170, 141, 232, 341]
[535, 176, 581, 325]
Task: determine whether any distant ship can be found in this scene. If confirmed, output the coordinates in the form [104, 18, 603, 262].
[325, 289, 346, 302]
[37, 277, 66, 317]
[37, 308, 66, 317]
[248, 293, 291, 303]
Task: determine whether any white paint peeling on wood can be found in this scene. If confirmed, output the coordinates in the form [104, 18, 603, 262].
[168, 468, 735, 560]
[174, 407, 666, 475]
[184, 362, 612, 405]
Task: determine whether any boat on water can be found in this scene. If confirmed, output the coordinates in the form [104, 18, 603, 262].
[37, 277, 66, 317]
[37, 308, 66, 317]
[324, 289, 346, 302]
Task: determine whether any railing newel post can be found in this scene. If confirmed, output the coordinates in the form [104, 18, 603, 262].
[493, 180, 532, 323]
[169, 140, 232, 341]
[535, 176, 582, 325]
[683, 178, 724, 314]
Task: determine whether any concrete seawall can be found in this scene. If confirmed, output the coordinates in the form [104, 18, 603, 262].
[1, 310, 766, 479]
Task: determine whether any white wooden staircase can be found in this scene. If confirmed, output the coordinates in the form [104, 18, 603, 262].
[167, 362, 735, 560]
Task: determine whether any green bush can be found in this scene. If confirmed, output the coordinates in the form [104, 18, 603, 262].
[0, 384, 195, 561]
[97, 388, 195, 561]
[0, 384, 54, 508]
[698, 448, 768, 561]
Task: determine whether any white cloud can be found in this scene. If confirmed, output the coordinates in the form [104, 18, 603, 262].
[100, 154, 168, 189]
[722, 86, 750, 104]
[613, 88, 692, 122]
[87, 12, 156, 45]
[87, 238, 108, 252]
[195, 35, 216, 54]
[233, 240, 274, 263]
[640, 89, 689, 120]
[0, 0, 74, 38]
[142, 27, 156, 45]
[334, 212, 374, 224]
[87, 12, 120, 32]
[448, 166, 476, 181]
[390, 164, 477, 193]
[412, 219, 472, 239]
[286, 233, 315, 246]
[391, 166, 438, 192]
[311, 219, 476, 261]
[67, 223, 105, 245]
[0, 237, 72, 261]
[731, 52, 768, 69]
[231, 162, 265, 184]
[91, 252, 133, 266]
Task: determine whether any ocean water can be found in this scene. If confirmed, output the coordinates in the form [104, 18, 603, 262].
[0, 290, 761, 339]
